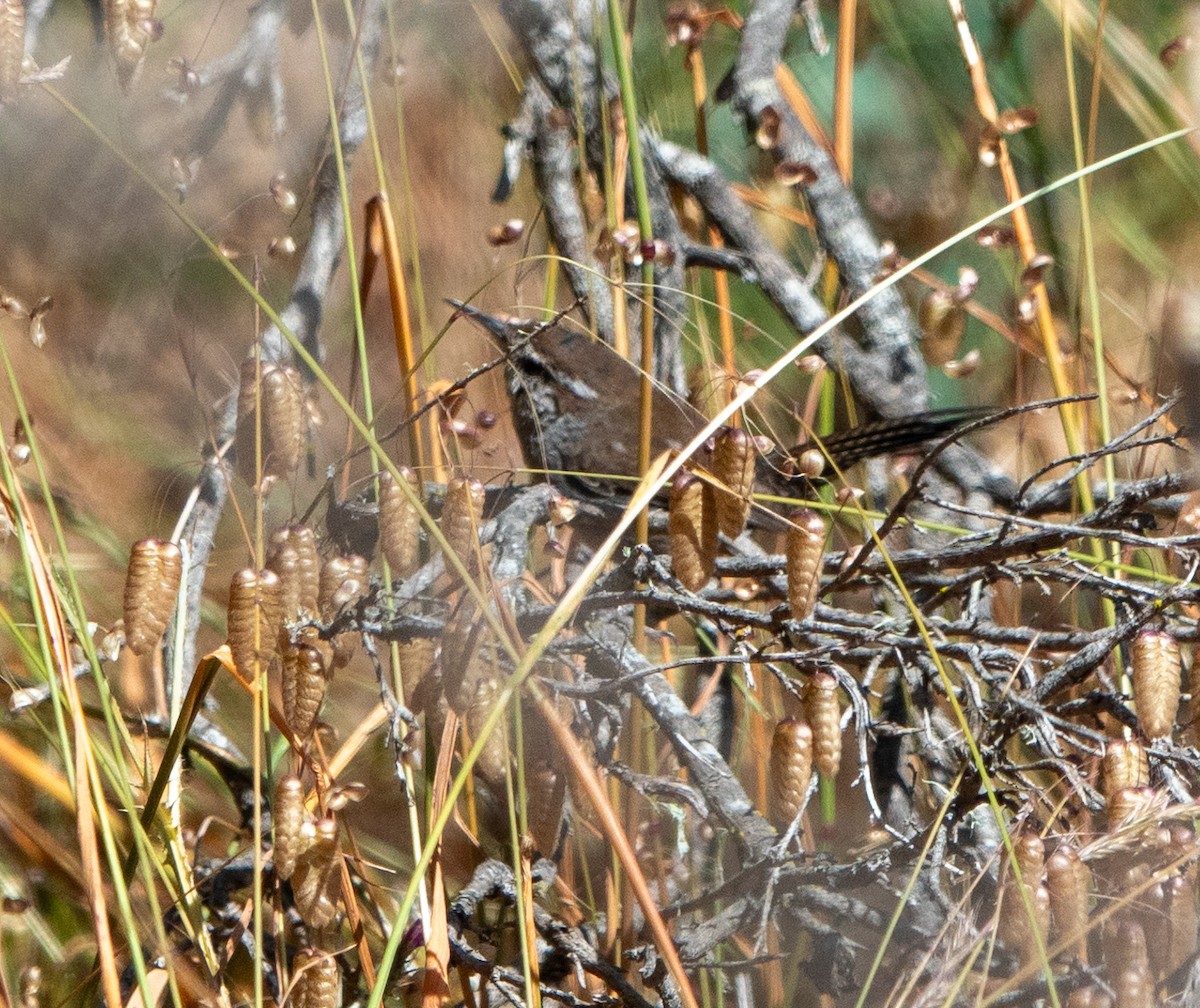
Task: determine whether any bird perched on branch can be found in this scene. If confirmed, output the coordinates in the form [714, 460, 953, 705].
[449, 300, 982, 516]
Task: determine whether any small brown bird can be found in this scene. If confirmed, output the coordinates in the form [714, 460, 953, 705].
[450, 301, 982, 511]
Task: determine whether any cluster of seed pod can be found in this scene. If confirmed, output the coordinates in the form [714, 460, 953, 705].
[281, 627, 328, 745]
[996, 832, 1051, 967]
[267, 525, 320, 623]
[1102, 738, 1154, 828]
[785, 508, 827, 622]
[712, 427, 756, 539]
[1131, 629, 1182, 740]
[769, 717, 813, 829]
[227, 569, 284, 678]
[377, 467, 422, 579]
[123, 538, 183, 656]
[104, 0, 161, 89]
[235, 357, 305, 490]
[439, 476, 485, 574]
[289, 948, 341, 1008]
[318, 553, 369, 668]
[0, 0, 24, 102]
[803, 671, 842, 780]
[289, 816, 344, 930]
[668, 472, 717, 592]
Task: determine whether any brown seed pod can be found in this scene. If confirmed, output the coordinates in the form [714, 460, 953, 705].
[441, 604, 490, 715]
[785, 509, 827, 622]
[290, 948, 341, 1008]
[0, 0, 24, 102]
[712, 427, 756, 538]
[226, 568, 283, 678]
[803, 672, 842, 780]
[1111, 966, 1153, 1008]
[318, 553, 370, 621]
[282, 639, 327, 743]
[769, 717, 813, 829]
[104, 0, 160, 89]
[1161, 873, 1198, 977]
[1009, 831, 1045, 887]
[466, 677, 508, 791]
[440, 476, 485, 573]
[123, 538, 183, 656]
[998, 878, 1050, 966]
[1106, 786, 1157, 829]
[526, 757, 567, 858]
[291, 818, 343, 930]
[1046, 844, 1091, 961]
[378, 468, 422, 579]
[1103, 915, 1150, 978]
[1131, 629, 1182, 739]
[266, 524, 320, 622]
[668, 472, 717, 592]
[918, 288, 966, 366]
[397, 636, 437, 711]
[272, 774, 306, 882]
[1102, 739, 1150, 800]
[1065, 988, 1111, 1008]
[236, 358, 304, 488]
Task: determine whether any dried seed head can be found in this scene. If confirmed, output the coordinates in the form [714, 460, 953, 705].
[272, 774, 306, 882]
[441, 604, 490, 715]
[0, 0, 24, 103]
[123, 538, 183, 656]
[267, 524, 320, 622]
[1106, 786, 1157, 829]
[803, 671, 842, 780]
[1160, 873, 1198, 977]
[1103, 915, 1150, 981]
[918, 288, 966, 366]
[290, 948, 341, 1008]
[236, 358, 304, 489]
[668, 472, 717, 592]
[397, 637, 436, 711]
[466, 677, 508, 790]
[1110, 965, 1153, 1008]
[1045, 844, 1091, 961]
[769, 717, 813, 829]
[998, 878, 1050, 966]
[785, 508, 827, 622]
[795, 448, 826, 479]
[526, 757, 567, 858]
[1011, 831, 1045, 885]
[282, 640, 327, 743]
[1102, 739, 1150, 800]
[378, 468, 422, 579]
[291, 818, 343, 930]
[1131, 629, 1182, 739]
[226, 568, 283, 678]
[18, 964, 39, 1008]
[318, 554, 370, 621]
[106, 0, 160, 89]
[439, 477, 485, 573]
[712, 427, 756, 538]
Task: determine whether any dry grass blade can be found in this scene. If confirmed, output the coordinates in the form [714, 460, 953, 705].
[0, 0, 24, 102]
[0, 478, 123, 1007]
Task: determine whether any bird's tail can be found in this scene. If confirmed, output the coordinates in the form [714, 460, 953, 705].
[805, 406, 991, 470]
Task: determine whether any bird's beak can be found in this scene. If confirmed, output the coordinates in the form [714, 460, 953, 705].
[446, 299, 515, 349]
